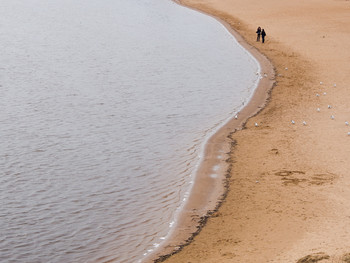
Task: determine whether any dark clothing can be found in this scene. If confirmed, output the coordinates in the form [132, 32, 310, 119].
[261, 30, 266, 43]
[256, 27, 261, 41]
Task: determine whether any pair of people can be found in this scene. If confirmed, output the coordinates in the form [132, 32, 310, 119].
[256, 27, 266, 43]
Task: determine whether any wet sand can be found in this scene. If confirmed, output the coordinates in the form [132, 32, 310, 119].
[153, 0, 350, 262]
[144, 2, 274, 262]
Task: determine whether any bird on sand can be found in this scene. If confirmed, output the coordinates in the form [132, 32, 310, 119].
[345, 121, 349, 126]
[317, 108, 320, 112]
[255, 122, 259, 127]
[328, 105, 332, 109]
[303, 121, 307, 126]
[291, 120, 295, 124]
[331, 115, 335, 120]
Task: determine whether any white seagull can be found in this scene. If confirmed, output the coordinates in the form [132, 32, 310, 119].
[334, 83, 337, 87]
[331, 115, 335, 120]
[317, 108, 321, 112]
[316, 93, 320, 97]
[348, 132, 350, 136]
[234, 114, 238, 119]
[328, 105, 332, 109]
[323, 92, 327, 95]
[255, 122, 259, 127]
[291, 120, 295, 124]
[345, 121, 349, 126]
[320, 81, 323, 85]
[303, 121, 307, 126]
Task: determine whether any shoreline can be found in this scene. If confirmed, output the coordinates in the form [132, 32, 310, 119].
[158, 0, 350, 262]
[145, 1, 275, 262]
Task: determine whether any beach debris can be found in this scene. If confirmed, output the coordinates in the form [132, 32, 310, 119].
[346, 121, 349, 126]
[291, 120, 295, 124]
[234, 114, 238, 119]
[342, 252, 350, 262]
[316, 93, 320, 97]
[256, 180, 259, 183]
[303, 121, 307, 126]
[328, 105, 332, 109]
[264, 73, 268, 77]
[348, 132, 350, 136]
[320, 81, 323, 85]
[296, 252, 330, 263]
[254, 122, 259, 127]
[331, 115, 335, 120]
[285, 67, 288, 70]
[323, 92, 327, 95]
[317, 108, 320, 112]
[334, 83, 337, 87]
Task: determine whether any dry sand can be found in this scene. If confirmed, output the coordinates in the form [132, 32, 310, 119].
[151, 0, 350, 262]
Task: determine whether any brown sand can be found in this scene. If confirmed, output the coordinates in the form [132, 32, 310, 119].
[150, 0, 350, 262]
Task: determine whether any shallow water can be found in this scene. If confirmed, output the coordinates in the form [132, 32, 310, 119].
[0, 0, 259, 262]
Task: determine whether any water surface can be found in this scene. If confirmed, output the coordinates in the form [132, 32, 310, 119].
[0, 0, 259, 262]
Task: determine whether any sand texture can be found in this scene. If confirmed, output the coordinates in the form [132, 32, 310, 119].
[156, 0, 350, 262]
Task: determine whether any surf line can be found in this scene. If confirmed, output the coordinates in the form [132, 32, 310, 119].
[143, 1, 275, 262]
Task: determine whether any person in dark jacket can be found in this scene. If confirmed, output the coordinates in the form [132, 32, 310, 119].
[261, 29, 266, 43]
[256, 26, 261, 41]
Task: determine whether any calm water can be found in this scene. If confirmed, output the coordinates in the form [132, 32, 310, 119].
[0, 0, 259, 262]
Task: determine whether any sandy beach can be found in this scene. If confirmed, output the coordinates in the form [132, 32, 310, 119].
[152, 0, 350, 262]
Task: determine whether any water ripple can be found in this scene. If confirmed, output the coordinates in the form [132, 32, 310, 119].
[0, 0, 258, 262]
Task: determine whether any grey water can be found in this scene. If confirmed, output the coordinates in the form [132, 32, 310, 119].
[0, 0, 259, 262]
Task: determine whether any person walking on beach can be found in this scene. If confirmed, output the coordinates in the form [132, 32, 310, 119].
[256, 26, 261, 41]
[261, 29, 266, 43]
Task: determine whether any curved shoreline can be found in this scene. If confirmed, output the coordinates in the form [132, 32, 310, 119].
[145, 1, 275, 262]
